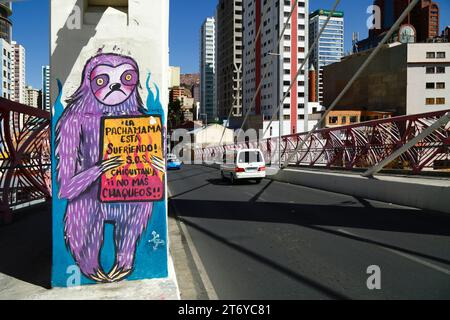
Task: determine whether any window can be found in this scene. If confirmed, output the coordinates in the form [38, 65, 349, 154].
[426, 82, 435, 89]
[436, 82, 445, 89]
[350, 116, 358, 123]
[436, 98, 446, 105]
[238, 151, 262, 164]
[436, 67, 445, 74]
[426, 67, 435, 74]
[329, 116, 338, 124]
[437, 52, 446, 59]
[426, 98, 435, 105]
[426, 52, 436, 59]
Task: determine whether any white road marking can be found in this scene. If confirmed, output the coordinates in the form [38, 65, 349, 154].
[168, 187, 219, 300]
[336, 229, 450, 276]
[383, 248, 450, 276]
[337, 229, 355, 236]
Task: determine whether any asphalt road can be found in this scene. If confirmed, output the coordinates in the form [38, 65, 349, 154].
[168, 165, 450, 300]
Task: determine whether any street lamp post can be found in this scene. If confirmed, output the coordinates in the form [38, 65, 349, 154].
[200, 113, 208, 152]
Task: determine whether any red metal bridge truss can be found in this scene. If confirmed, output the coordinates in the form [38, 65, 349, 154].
[0, 99, 448, 224]
[197, 110, 450, 174]
[0, 98, 51, 224]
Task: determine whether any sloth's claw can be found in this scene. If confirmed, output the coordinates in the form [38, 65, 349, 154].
[110, 269, 132, 282]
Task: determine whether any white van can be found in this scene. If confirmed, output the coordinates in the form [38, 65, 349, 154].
[220, 149, 266, 184]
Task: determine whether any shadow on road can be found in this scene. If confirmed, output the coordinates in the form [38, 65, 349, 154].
[171, 198, 450, 267]
[0, 202, 52, 289]
[207, 178, 262, 186]
[179, 216, 349, 300]
[171, 193, 450, 299]
[168, 167, 218, 183]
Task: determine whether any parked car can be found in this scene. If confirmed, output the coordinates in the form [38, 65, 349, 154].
[167, 154, 183, 170]
[220, 149, 266, 184]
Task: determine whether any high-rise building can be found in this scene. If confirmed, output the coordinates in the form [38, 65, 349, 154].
[42, 65, 50, 112]
[216, 0, 243, 119]
[24, 85, 40, 108]
[358, 0, 440, 52]
[243, 0, 309, 135]
[0, 3, 12, 43]
[200, 17, 217, 121]
[0, 39, 12, 100]
[409, 0, 440, 42]
[309, 9, 344, 104]
[11, 41, 26, 104]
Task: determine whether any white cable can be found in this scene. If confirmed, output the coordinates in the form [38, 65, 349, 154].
[239, 0, 303, 133]
[218, 1, 273, 146]
[282, 0, 421, 168]
[262, 0, 342, 139]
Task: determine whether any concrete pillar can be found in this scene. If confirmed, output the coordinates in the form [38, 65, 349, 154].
[51, 0, 169, 287]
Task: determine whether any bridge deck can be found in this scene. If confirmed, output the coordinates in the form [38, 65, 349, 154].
[169, 165, 450, 299]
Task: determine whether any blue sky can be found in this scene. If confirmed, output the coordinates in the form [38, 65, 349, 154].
[8, 0, 449, 88]
[10, 0, 49, 89]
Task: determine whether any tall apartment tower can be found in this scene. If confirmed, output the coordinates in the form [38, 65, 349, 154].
[42, 65, 50, 112]
[216, 0, 243, 119]
[243, 0, 309, 135]
[0, 40, 12, 99]
[200, 17, 217, 121]
[11, 41, 26, 104]
[412, 0, 440, 42]
[309, 9, 344, 104]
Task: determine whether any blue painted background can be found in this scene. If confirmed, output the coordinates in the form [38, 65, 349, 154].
[51, 74, 168, 287]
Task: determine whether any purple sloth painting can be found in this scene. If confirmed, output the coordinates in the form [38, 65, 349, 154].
[55, 53, 159, 283]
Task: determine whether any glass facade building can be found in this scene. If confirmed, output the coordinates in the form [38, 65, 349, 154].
[309, 9, 344, 104]
[200, 17, 217, 121]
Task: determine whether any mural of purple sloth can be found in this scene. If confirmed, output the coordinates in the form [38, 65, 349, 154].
[55, 53, 161, 283]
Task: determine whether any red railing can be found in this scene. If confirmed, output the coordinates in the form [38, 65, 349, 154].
[0, 98, 51, 224]
[197, 109, 450, 174]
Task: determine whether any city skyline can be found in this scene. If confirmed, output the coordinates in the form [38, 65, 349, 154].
[5, 0, 450, 90]
[170, 0, 450, 73]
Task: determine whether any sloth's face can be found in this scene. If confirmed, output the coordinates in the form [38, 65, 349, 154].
[90, 63, 138, 106]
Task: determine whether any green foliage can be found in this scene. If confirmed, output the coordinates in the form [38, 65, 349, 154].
[168, 100, 185, 129]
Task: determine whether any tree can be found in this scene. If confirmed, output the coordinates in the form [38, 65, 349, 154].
[168, 99, 185, 130]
